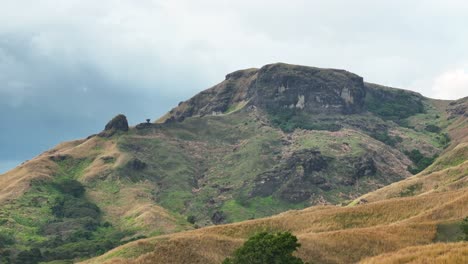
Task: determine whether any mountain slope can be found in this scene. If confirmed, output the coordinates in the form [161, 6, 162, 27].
[0, 63, 465, 263]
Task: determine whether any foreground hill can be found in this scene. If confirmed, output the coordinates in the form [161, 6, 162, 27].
[0, 63, 466, 263]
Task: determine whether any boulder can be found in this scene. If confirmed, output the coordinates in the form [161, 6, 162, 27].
[99, 114, 129, 137]
[104, 114, 129, 132]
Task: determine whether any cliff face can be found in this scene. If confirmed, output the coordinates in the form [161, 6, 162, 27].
[160, 63, 366, 122]
[253, 63, 366, 115]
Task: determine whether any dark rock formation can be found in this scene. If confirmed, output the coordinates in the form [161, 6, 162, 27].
[251, 149, 327, 201]
[254, 63, 366, 115]
[354, 156, 377, 177]
[250, 148, 381, 203]
[211, 211, 226, 224]
[162, 68, 258, 122]
[99, 114, 129, 137]
[159, 63, 367, 122]
[135, 122, 154, 129]
[49, 154, 71, 162]
[105, 114, 129, 132]
[447, 97, 468, 119]
[127, 159, 147, 171]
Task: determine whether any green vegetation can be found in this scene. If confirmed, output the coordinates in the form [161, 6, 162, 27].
[435, 221, 466, 242]
[462, 217, 468, 241]
[425, 124, 441, 133]
[0, 157, 132, 263]
[399, 183, 423, 197]
[365, 88, 425, 121]
[269, 109, 341, 132]
[370, 129, 402, 147]
[223, 232, 306, 264]
[404, 149, 438, 174]
[221, 197, 305, 223]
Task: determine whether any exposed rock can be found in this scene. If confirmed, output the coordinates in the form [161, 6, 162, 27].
[319, 183, 333, 191]
[100, 156, 116, 164]
[105, 114, 129, 131]
[126, 159, 147, 171]
[219, 186, 233, 193]
[211, 211, 226, 225]
[354, 156, 377, 177]
[49, 154, 71, 162]
[99, 114, 129, 137]
[358, 198, 368, 204]
[279, 188, 311, 203]
[447, 97, 468, 119]
[160, 68, 258, 122]
[136, 122, 157, 130]
[159, 63, 367, 122]
[251, 149, 327, 199]
[254, 63, 366, 115]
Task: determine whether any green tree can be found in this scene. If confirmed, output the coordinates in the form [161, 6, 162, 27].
[223, 232, 306, 264]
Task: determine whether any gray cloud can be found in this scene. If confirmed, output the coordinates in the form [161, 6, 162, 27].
[1, 0, 468, 173]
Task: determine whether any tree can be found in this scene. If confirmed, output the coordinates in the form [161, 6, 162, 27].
[223, 232, 306, 264]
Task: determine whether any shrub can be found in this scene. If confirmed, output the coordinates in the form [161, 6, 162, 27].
[462, 217, 468, 241]
[0, 232, 14, 247]
[187, 215, 196, 224]
[16, 248, 42, 264]
[405, 149, 437, 174]
[365, 89, 424, 120]
[54, 179, 85, 197]
[223, 232, 306, 264]
[370, 130, 402, 147]
[425, 124, 441, 133]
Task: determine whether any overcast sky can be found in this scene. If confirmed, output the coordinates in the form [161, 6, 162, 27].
[1, 0, 468, 173]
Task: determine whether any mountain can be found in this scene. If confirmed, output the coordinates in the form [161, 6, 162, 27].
[0, 63, 466, 263]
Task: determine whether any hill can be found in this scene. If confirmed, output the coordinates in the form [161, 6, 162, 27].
[0, 63, 466, 263]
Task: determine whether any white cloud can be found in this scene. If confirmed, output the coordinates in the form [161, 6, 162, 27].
[431, 69, 468, 100]
[1, 0, 468, 98]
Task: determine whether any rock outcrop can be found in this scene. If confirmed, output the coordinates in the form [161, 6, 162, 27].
[104, 114, 129, 132]
[99, 114, 129, 137]
[158, 63, 367, 122]
[253, 63, 366, 115]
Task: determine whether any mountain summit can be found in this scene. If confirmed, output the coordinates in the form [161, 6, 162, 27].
[160, 63, 366, 123]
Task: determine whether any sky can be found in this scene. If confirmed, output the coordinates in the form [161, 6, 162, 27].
[1, 0, 468, 174]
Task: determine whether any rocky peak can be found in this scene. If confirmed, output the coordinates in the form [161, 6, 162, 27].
[104, 114, 129, 131]
[99, 114, 129, 137]
[158, 63, 367, 122]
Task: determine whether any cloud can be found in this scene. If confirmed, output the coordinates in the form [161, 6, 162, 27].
[432, 69, 468, 100]
[1, 0, 468, 164]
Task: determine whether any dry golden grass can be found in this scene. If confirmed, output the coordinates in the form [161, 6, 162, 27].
[83, 187, 467, 264]
[0, 158, 56, 203]
[359, 242, 468, 264]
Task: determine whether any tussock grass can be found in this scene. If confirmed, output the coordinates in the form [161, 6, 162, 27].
[359, 242, 468, 264]
[83, 188, 468, 264]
